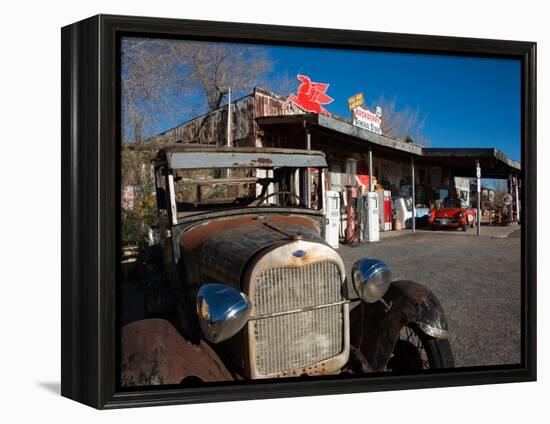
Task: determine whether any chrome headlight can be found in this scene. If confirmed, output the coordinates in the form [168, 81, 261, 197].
[196, 284, 252, 343]
[352, 258, 392, 303]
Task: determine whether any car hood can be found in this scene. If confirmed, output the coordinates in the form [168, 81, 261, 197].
[179, 214, 324, 291]
[433, 208, 462, 217]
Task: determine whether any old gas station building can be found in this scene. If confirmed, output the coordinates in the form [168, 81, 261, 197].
[153, 88, 521, 234]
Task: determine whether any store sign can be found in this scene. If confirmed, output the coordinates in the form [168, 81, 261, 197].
[347, 93, 364, 110]
[353, 106, 383, 135]
[283, 74, 333, 116]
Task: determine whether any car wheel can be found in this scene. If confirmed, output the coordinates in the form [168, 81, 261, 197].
[180, 376, 204, 386]
[387, 323, 454, 371]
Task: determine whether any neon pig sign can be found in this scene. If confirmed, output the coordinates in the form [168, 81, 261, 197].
[283, 74, 334, 116]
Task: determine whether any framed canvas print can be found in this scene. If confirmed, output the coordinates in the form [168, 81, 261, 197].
[61, 14, 536, 409]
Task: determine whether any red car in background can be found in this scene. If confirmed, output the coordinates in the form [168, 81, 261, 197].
[428, 199, 476, 231]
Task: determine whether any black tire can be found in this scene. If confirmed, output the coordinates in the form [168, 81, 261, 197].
[425, 336, 454, 369]
[461, 225, 467, 232]
[180, 376, 204, 386]
[387, 323, 454, 371]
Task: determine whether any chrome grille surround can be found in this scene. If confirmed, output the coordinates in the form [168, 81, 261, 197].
[245, 240, 350, 379]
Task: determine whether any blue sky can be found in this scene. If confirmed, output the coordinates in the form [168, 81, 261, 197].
[124, 39, 521, 162]
[265, 45, 521, 161]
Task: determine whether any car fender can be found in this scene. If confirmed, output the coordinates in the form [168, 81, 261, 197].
[121, 318, 234, 386]
[350, 280, 449, 371]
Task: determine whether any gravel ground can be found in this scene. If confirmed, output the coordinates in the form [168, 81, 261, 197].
[338, 226, 522, 368]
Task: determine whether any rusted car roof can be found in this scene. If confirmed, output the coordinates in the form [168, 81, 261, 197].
[154, 145, 328, 169]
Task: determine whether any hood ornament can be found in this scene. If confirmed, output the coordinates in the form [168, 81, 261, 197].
[292, 249, 307, 258]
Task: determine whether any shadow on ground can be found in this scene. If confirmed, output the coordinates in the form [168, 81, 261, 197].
[37, 382, 60, 395]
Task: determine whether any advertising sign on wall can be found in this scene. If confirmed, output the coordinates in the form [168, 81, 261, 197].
[352, 106, 383, 135]
[347, 93, 364, 110]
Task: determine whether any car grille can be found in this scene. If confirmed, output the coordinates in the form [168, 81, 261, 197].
[251, 261, 345, 376]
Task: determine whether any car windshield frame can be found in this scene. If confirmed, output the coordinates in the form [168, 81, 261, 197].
[156, 146, 328, 170]
[154, 147, 329, 223]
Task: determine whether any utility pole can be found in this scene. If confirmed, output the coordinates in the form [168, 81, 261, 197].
[411, 157, 416, 232]
[513, 175, 520, 222]
[368, 148, 373, 193]
[305, 127, 311, 208]
[226, 86, 232, 147]
[476, 160, 481, 236]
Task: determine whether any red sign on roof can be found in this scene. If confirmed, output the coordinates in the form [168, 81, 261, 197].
[283, 74, 334, 116]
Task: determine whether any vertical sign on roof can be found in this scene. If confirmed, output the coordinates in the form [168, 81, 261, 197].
[347, 93, 364, 110]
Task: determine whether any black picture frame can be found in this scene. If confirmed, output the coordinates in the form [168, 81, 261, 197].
[61, 14, 537, 409]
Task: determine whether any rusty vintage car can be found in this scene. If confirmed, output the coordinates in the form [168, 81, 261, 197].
[121, 145, 453, 386]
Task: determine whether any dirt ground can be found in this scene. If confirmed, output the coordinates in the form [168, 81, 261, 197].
[338, 224, 522, 367]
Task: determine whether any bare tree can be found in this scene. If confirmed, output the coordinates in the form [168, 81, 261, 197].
[121, 39, 273, 143]
[120, 39, 275, 248]
[371, 96, 430, 146]
[172, 42, 272, 111]
[121, 38, 189, 143]
[264, 69, 297, 97]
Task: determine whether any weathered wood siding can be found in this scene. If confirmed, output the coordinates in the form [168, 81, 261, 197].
[254, 88, 295, 118]
[155, 94, 257, 146]
[154, 88, 298, 147]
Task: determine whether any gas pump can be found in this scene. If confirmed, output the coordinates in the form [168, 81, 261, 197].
[344, 159, 360, 246]
[378, 190, 392, 231]
[344, 185, 359, 245]
[325, 191, 340, 249]
[365, 191, 380, 242]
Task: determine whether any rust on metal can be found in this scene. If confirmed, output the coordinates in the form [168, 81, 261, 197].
[180, 214, 319, 252]
[121, 318, 233, 387]
[180, 214, 323, 292]
[349, 280, 449, 371]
